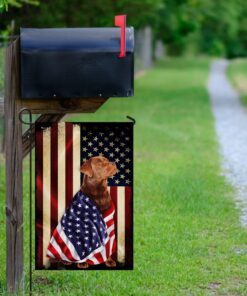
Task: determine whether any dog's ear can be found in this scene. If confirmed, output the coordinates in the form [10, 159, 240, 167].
[80, 159, 93, 177]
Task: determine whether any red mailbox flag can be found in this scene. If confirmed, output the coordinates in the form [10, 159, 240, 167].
[115, 15, 126, 58]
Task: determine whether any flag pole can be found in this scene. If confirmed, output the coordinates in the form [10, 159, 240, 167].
[19, 108, 34, 295]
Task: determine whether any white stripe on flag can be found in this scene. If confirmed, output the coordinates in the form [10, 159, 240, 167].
[104, 209, 115, 223]
[110, 234, 115, 254]
[46, 249, 55, 259]
[117, 187, 125, 263]
[104, 215, 113, 223]
[73, 124, 81, 195]
[87, 256, 99, 265]
[43, 127, 51, 268]
[101, 246, 107, 262]
[107, 224, 115, 235]
[57, 123, 66, 221]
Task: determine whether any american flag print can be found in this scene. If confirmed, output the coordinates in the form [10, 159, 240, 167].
[47, 191, 116, 265]
[35, 122, 133, 270]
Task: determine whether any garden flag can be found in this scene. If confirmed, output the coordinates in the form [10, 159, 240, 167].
[35, 122, 133, 270]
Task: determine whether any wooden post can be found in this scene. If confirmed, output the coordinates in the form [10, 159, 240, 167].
[4, 40, 23, 292]
[4, 38, 109, 293]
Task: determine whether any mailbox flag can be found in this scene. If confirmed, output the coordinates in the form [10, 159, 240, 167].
[115, 14, 126, 57]
[35, 122, 133, 270]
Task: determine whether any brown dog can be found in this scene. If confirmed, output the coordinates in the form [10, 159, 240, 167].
[78, 156, 117, 268]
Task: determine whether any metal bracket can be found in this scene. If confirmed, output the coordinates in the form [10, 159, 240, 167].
[19, 108, 34, 127]
[126, 115, 136, 125]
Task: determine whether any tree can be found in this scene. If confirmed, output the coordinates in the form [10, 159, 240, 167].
[0, 0, 39, 12]
[153, 0, 247, 57]
[1, 0, 247, 57]
[0, 0, 8, 12]
[195, 0, 243, 57]
[154, 0, 199, 55]
[0, 0, 162, 30]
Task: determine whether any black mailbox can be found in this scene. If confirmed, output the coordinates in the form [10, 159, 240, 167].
[20, 27, 134, 99]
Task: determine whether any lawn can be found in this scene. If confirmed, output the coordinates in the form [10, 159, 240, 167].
[228, 58, 247, 106]
[0, 58, 247, 295]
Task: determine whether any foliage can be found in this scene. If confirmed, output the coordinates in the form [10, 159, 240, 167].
[0, 0, 162, 28]
[195, 0, 244, 58]
[0, 0, 38, 12]
[0, 0, 8, 13]
[154, 0, 199, 55]
[1, 0, 247, 57]
[152, 0, 247, 57]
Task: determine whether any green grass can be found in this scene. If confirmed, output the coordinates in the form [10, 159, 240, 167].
[228, 58, 247, 106]
[0, 58, 247, 295]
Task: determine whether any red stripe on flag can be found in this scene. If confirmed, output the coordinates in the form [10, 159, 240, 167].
[47, 244, 62, 261]
[65, 123, 73, 208]
[106, 219, 114, 228]
[105, 240, 110, 259]
[50, 123, 58, 235]
[110, 187, 118, 261]
[109, 230, 115, 237]
[125, 186, 133, 267]
[35, 127, 43, 269]
[94, 252, 104, 264]
[112, 236, 117, 254]
[86, 259, 95, 265]
[52, 228, 76, 261]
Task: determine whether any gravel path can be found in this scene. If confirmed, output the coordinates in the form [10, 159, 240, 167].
[208, 60, 247, 227]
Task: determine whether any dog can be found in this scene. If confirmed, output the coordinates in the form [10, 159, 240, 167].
[78, 156, 118, 268]
[48, 155, 118, 269]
